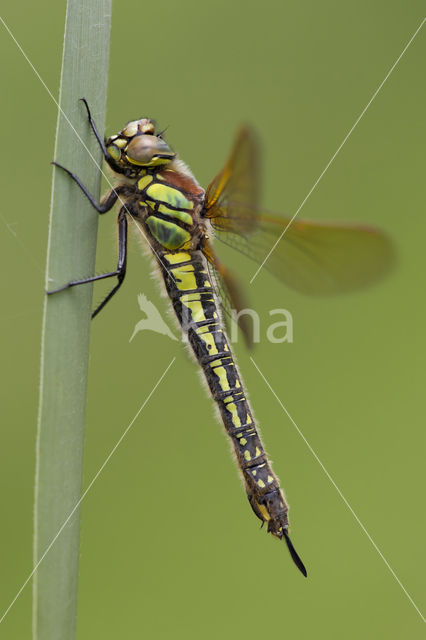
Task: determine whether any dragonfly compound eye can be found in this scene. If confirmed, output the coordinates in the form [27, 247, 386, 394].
[125, 135, 175, 166]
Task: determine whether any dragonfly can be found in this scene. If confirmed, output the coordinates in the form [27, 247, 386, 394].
[49, 99, 394, 577]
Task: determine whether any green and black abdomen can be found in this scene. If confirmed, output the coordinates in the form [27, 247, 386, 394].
[159, 250, 291, 539]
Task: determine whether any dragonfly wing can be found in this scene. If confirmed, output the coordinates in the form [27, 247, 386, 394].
[205, 127, 394, 295]
[203, 239, 254, 346]
[214, 212, 395, 294]
[205, 126, 260, 235]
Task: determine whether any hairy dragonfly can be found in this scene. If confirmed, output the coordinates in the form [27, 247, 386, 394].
[49, 100, 394, 576]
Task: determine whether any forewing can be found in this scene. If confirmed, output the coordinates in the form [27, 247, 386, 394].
[205, 127, 260, 235]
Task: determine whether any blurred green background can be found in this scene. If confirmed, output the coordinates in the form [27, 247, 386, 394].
[1, 1, 425, 637]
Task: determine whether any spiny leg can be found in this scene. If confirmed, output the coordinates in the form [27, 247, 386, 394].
[92, 209, 128, 318]
[52, 161, 124, 213]
[47, 209, 128, 319]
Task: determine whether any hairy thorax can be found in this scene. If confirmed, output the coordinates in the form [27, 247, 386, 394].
[120, 160, 207, 253]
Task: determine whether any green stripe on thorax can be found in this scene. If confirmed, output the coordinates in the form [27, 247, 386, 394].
[137, 173, 196, 251]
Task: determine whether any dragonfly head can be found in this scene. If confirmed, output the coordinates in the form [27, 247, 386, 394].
[105, 118, 175, 176]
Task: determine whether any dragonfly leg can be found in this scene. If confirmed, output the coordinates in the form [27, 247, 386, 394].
[92, 209, 128, 318]
[52, 161, 124, 213]
[47, 209, 128, 319]
[79, 97, 109, 159]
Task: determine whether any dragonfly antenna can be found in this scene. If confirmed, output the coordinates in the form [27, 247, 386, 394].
[157, 125, 169, 138]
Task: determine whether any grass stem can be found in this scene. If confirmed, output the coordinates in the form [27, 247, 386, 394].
[33, 1, 112, 637]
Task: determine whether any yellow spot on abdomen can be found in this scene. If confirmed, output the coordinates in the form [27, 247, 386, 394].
[182, 298, 206, 322]
[200, 331, 218, 355]
[226, 402, 241, 428]
[257, 502, 271, 521]
[173, 264, 197, 291]
[164, 252, 192, 265]
[214, 366, 230, 392]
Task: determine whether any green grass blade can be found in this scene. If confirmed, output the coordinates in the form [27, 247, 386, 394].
[33, 1, 112, 638]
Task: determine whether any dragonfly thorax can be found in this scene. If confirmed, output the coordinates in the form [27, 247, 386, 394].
[137, 170, 201, 251]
